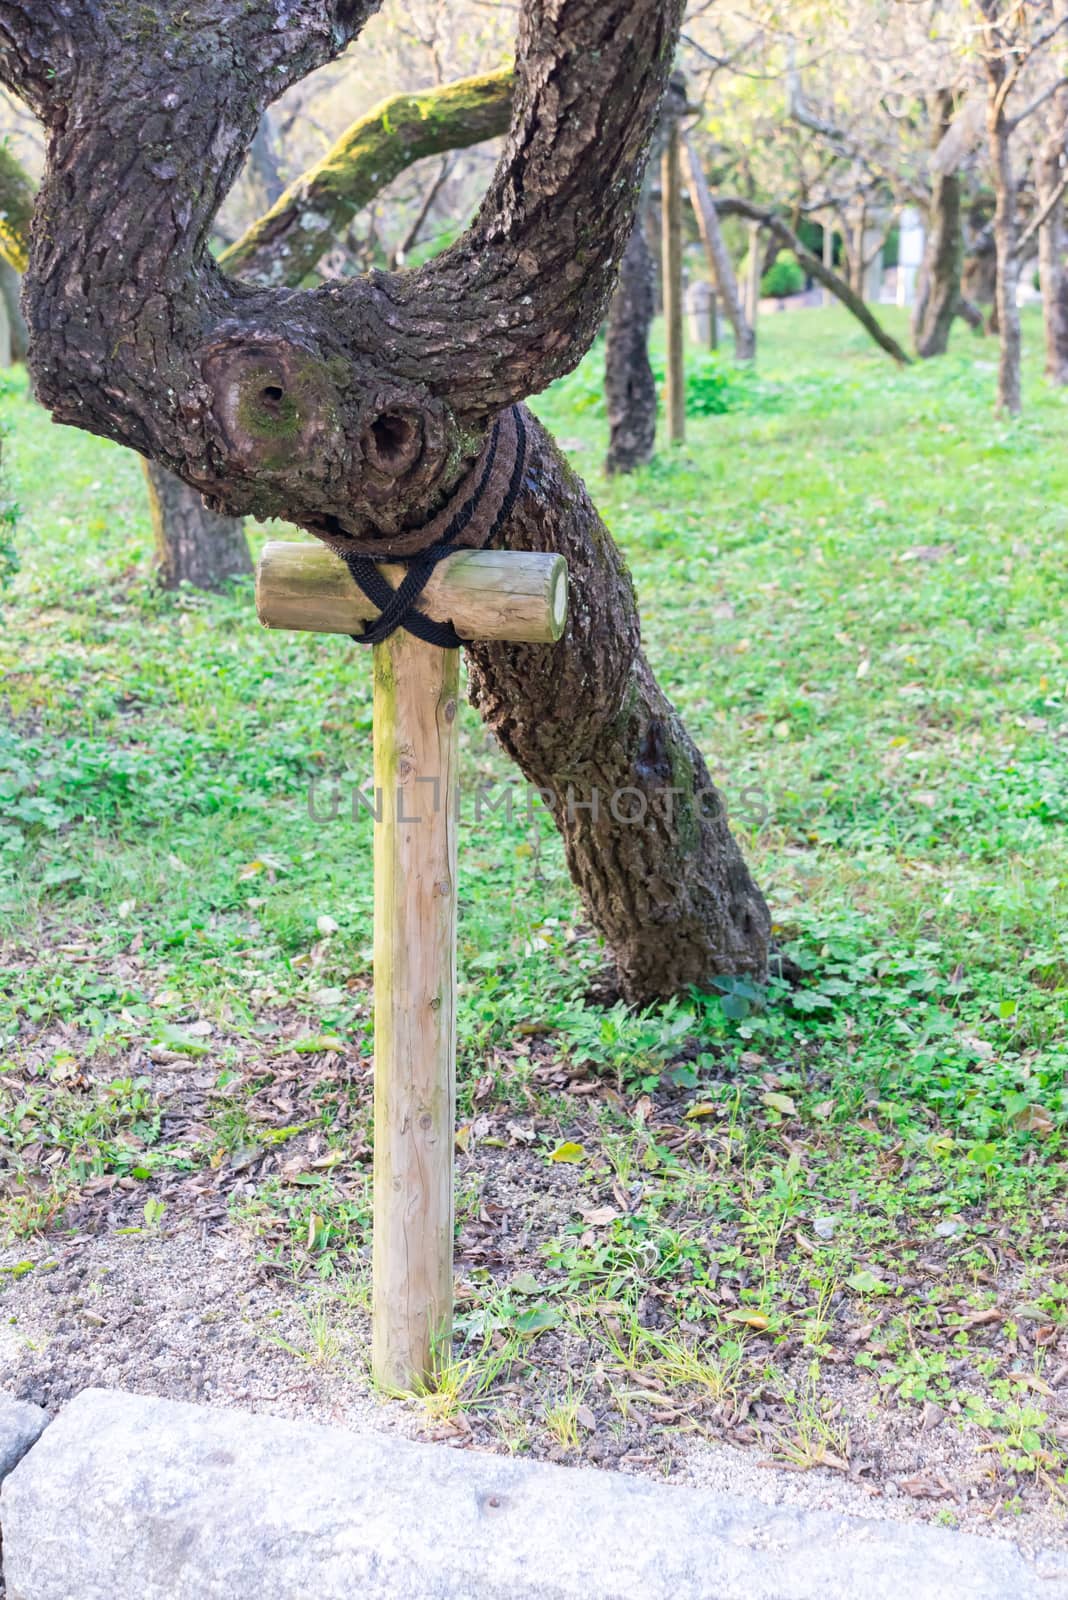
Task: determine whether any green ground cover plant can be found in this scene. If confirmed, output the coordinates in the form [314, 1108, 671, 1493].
[1, 306, 1065, 1514]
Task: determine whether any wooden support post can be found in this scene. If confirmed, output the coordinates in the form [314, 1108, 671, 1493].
[371, 630, 459, 1391]
[661, 119, 685, 445]
[256, 541, 568, 1393]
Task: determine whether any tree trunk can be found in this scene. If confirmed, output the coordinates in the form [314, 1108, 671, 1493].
[144, 461, 252, 590]
[977, 2, 1022, 415]
[604, 214, 657, 475]
[661, 120, 685, 445]
[683, 137, 755, 359]
[848, 206, 865, 296]
[1038, 91, 1068, 386]
[469, 410, 769, 999]
[822, 220, 835, 307]
[988, 110, 1021, 415]
[1, 0, 772, 1001]
[913, 91, 964, 358]
[957, 295, 986, 332]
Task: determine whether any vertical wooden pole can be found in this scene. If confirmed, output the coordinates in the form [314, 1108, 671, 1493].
[371, 631, 460, 1392]
[661, 120, 685, 445]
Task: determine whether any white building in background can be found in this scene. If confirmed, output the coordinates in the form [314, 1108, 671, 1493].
[897, 207, 926, 307]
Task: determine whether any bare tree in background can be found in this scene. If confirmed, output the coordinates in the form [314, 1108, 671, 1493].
[976, 0, 1068, 413]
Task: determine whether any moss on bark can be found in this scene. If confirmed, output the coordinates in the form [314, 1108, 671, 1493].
[220, 69, 514, 286]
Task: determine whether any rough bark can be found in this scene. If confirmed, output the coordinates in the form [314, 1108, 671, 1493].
[469, 411, 769, 998]
[604, 212, 657, 475]
[0, 0, 771, 1001]
[144, 459, 252, 590]
[0, 108, 252, 578]
[10, 2, 684, 535]
[913, 91, 964, 359]
[722, 199, 911, 365]
[221, 69, 514, 286]
[683, 139, 754, 360]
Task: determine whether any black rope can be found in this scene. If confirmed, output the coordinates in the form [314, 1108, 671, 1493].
[342, 406, 528, 650]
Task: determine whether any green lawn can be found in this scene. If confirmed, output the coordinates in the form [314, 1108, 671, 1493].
[1, 305, 1066, 1512]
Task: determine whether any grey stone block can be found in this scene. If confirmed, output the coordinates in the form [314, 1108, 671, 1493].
[3, 1388, 1066, 1600]
[0, 1398, 47, 1486]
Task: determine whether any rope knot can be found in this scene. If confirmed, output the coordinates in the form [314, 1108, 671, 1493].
[342, 406, 527, 649]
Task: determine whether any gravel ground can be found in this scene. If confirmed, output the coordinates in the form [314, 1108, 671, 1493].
[3, 1194, 1066, 1557]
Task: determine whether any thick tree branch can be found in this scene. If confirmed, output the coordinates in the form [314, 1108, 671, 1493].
[0, 2, 773, 1001]
[400, 0, 686, 419]
[0, 0, 684, 557]
[221, 70, 514, 287]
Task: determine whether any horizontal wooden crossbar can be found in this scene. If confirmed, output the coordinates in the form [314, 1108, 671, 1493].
[255, 542, 568, 645]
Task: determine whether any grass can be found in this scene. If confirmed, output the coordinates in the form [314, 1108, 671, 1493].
[0, 304, 1066, 1505]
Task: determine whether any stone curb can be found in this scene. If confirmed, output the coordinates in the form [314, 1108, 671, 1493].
[2, 1388, 1066, 1600]
[0, 1398, 48, 1489]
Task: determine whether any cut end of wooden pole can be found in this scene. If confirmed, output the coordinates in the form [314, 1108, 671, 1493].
[256, 542, 568, 645]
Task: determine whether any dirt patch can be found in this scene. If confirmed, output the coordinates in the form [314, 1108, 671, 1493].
[3, 1172, 1067, 1553]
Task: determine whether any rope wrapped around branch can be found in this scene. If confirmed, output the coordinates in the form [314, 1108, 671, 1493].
[340, 405, 527, 648]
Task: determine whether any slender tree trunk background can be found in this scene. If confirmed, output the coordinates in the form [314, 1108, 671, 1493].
[978, 0, 1022, 415]
[661, 120, 685, 445]
[143, 461, 252, 591]
[989, 110, 1022, 414]
[0, 280, 11, 367]
[604, 213, 657, 475]
[913, 92, 964, 359]
[822, 219, 835, 307]
[684, 136, 755, 360]
[1038, 86, 1068, 387]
